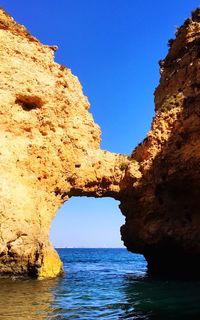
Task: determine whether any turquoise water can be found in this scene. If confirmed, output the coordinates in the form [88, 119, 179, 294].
[0, 248, 200, 319]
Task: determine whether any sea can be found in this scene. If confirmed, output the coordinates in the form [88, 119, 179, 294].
[0, 248, 200, 319]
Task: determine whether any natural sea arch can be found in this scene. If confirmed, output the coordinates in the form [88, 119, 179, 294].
[1, 7, 200, 279]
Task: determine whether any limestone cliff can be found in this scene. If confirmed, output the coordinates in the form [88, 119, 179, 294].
[0, 8, 140, 278]
[121, 8, 200, 276]
[0, 7, 200, 278]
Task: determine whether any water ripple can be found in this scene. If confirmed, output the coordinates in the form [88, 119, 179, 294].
[0, 249, 200, 319]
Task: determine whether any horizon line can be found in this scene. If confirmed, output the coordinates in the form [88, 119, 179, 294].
[55, 247, 126, 249]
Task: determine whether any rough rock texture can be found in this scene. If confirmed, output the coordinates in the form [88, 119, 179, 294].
[0, 8, 140, 278]
[0, 7, 200, 278]
[121, 8, 200, 276]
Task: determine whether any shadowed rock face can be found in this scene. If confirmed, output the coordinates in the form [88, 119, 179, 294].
[121, 8, 200, 276]
[0, 7, 199, 278]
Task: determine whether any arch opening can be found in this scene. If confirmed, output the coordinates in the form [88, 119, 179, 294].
[50, 197, 125, 249]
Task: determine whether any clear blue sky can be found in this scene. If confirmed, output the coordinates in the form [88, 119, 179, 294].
[2, 1, 199, 247]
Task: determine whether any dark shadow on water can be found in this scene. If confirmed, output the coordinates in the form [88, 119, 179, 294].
[121, 274, 200, 319]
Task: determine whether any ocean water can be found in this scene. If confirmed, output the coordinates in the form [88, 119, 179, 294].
[0, 248, 200, 319]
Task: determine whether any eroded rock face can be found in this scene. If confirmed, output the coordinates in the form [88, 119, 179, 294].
[0, 8, 140, 278]
[0, 7, 200, 278]
[121, 8, 200, 276]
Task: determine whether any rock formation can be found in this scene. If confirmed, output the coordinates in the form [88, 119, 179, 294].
[121, 8, 200, 276]
[0, 8, 140, 278]
[0, 7, 199, 278]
